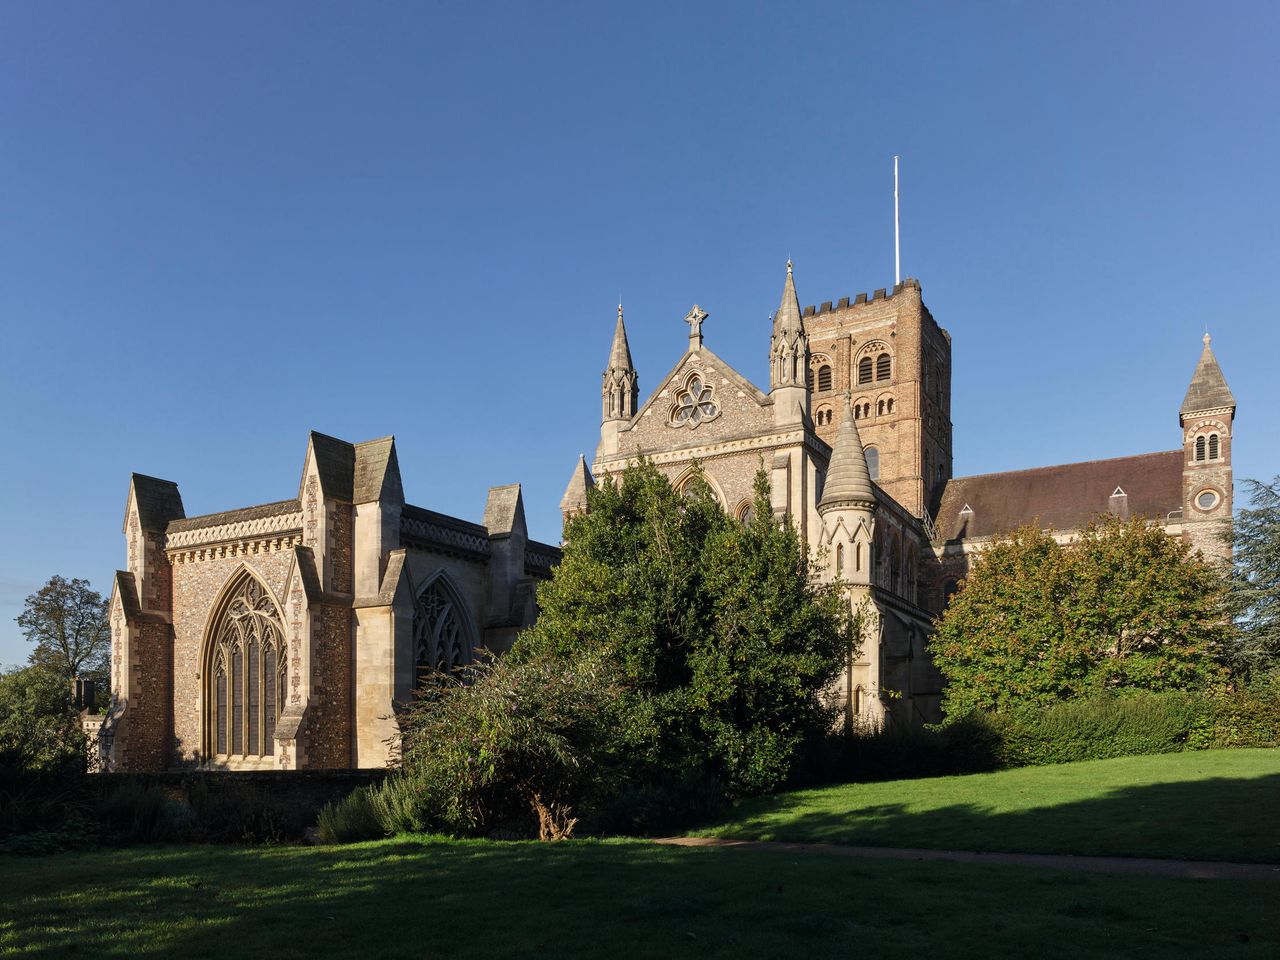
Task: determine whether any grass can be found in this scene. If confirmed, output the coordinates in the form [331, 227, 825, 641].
[3, 835, 1278, 959]
[693, 748, 1280, 862]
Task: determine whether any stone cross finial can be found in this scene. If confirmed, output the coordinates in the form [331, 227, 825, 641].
[685, 304, 708, 348]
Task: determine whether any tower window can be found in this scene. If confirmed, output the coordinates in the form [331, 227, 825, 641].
[1209, 434, 1219, 460]
[1195, 436, 1206, 462]
[877, 399, 885, 416]
[836, 542, 844, 576]
[876, 353, 891, 381]
[858, 356, 873, 384]
[865, 445, 880, 481]
[817, 365, 832, 392]
[887, 398, 894, 414]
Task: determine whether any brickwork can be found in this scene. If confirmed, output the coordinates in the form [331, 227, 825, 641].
[301, 602, 353, 768]
[118, 620, 174, 771]
[169, 551, 294, 765]
[329, 504, 353, 595]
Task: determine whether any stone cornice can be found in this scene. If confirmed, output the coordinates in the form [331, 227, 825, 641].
[596, 427, 831, 475]
[166, 510, 304, 560]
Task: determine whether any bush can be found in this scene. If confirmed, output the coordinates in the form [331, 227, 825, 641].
[986, 693, 1199, 766]
[316, 785, 385, 844]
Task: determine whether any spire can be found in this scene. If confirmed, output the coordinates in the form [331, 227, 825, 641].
[819, 396, 876, 511]
[772, 259, 804, 337]
[609, 303, 634, 372]
[1180, 332, 1235, 417]
[560, 455, 595, 517]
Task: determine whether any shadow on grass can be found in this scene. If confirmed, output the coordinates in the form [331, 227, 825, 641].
[5, 833, 1280, 960]
[697, 772, 1280, 863]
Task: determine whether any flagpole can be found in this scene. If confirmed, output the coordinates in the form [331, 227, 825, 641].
[893, 155, 901, 285]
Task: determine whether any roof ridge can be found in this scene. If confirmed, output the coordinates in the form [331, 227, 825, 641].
[949, 450, 1182, 484]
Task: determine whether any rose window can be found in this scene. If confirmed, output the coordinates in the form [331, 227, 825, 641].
[670, 374, 719, 428]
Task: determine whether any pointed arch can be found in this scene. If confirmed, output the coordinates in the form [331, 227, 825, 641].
[672, 465, 726, 508]
[200, 566, 287, 762]
[413, 571, 478, 688]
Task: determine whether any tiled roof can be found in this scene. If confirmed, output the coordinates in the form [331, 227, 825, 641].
[935, 450, 1183, 540]
[167, 499, 301, 533]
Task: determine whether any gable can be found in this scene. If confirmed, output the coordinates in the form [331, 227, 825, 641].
[619, 347, 776, 452]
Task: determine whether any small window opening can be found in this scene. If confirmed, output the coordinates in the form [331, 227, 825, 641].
[1195, 436, 1206, 461]
[817, 365, 832, 392]
[858, 356, 873, 384]
[876, 353, 891, 381]
[865, 446, 880, 481]
[1209, 434, 1219, 459]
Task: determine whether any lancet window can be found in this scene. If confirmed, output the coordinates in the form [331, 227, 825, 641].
[207, 574, 285, 760]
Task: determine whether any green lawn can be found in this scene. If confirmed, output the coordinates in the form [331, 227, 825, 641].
[3, 836, 1278, 959]
[692, 748, 1280, 862]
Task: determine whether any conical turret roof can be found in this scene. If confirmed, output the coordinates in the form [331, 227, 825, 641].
[773, 260, 804, 337]
[819, 397, 876, 510]
[608, 304, 634, 371]
[1180, 333, 1235, 416]
[560, 454, 595, 512]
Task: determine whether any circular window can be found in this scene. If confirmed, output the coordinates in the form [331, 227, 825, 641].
[1196, 490, 1220, 511]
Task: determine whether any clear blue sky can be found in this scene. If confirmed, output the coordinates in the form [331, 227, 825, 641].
[2, 1, 1277, 666]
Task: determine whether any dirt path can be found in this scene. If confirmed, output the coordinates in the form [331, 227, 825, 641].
[654, 836, 1280, 881]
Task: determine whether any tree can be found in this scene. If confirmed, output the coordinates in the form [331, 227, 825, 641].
[16, 576, 109, 686]
[931, 516, 1228, 718]
[1226, 476, 1280, 677]
[381, 462, 847, 839]
[516, 462, 848, 799]
[0, 665, 84, 774]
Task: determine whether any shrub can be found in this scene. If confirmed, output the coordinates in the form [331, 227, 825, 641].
[986, 693, 1199, 766]
[316, 785, 385, 844]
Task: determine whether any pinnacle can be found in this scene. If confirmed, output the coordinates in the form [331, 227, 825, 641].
[819, 395, 876, 510]
[1180, 332, 1235, 416]
[773, 259, 804, 337]
[608, 304, 635, 371]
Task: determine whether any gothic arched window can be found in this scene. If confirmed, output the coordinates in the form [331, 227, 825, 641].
[858, 356, 873, 384]
[206, 573, 286, 761]
[414, 577, 475, 683]
[876, 353, 892, 381]
[865, 445, 880, 481]
[817, 365, 832, 392]
[1208, 434, 1220, 460]
[1195, 436, 1206, 461]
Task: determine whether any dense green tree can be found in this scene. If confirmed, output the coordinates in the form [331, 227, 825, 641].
[517, 462, 848, 798]
[371, 462, 850, 839]
[16, 576, 109, 686]
[932, 516, 1228, 717]
[0, 665, 84, 774]
[1225, 477, 1280, 678]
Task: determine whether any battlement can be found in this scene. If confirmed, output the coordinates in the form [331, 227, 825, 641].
[802, 277, 922, 317]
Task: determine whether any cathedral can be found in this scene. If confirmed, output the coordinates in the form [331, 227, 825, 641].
[562, 263, 1237, 727]
[97, 263, 1237, 771]
[98, 432, 560, 771]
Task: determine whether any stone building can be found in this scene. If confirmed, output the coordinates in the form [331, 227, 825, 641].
[565, 264, 1237, 727]
[100, 431, 560, 771]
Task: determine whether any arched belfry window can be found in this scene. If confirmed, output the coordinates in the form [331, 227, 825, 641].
[876, 353, 891, 381]
[858, 356, 873, 384]
[865, 445, 880, 481]
[414, 575, 475, 684]
[205, 572, 286, 760]
[1208, 434, 1219, 460]
[1195, 436, 1206, 462]
[817, 365, 832, 392]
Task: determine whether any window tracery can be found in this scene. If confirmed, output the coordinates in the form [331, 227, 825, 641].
[206, 573, 285, 760]
[414, 577, 474, 683]
[668, 372, 720, 428]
